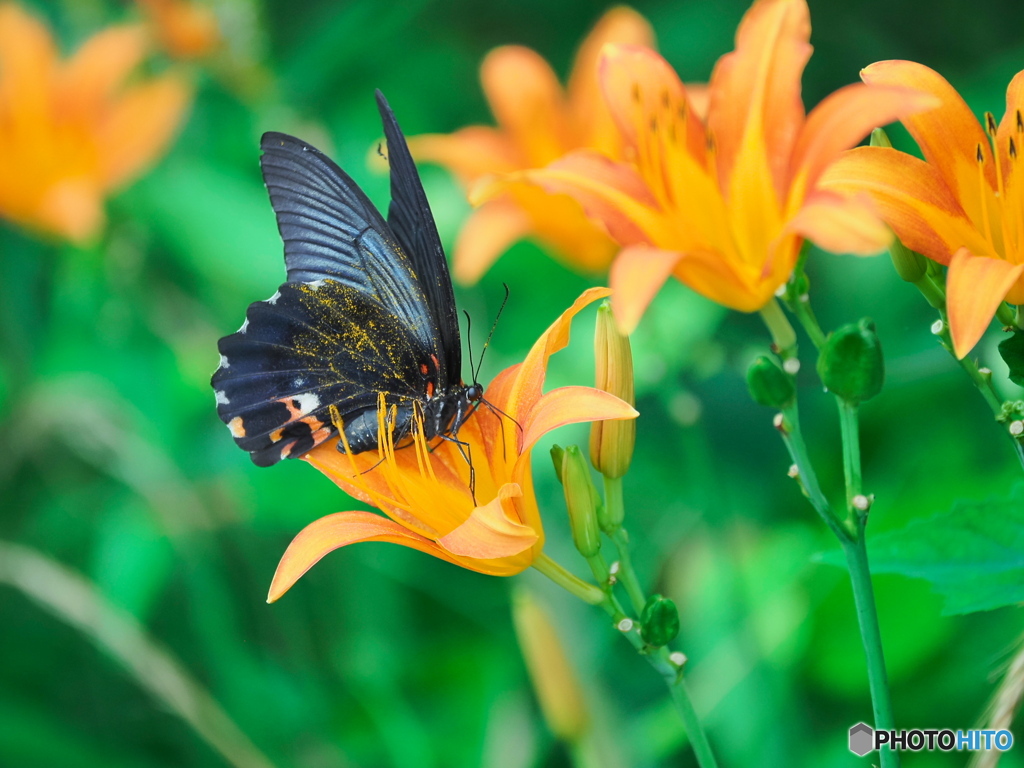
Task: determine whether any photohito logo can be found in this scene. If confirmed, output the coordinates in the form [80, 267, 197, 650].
[848, 723, 1014, 755]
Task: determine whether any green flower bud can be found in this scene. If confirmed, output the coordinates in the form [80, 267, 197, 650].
[888, 236, 928, 284]
[746, 355, 795, 409]
[550, 444, 566, 484]
[590, 302, 636, 478]
[817, 319, 885, 403]
[869, 127, 893, 149]
[561, 446, 602, 558]
[640, 594, 680, 647]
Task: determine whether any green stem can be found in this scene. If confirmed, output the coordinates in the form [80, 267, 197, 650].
[768, 303, 897, 766]
[837, 399, 863, 517]
[933, 313, 1024, 472]
[533, 554, 605, 605]
[543, 491, 718, 767]
[603, 477, 646, 616]
[842, 532, 898, 768]
[789, 295, 827, 349]
[759, 298, 799, 358]
[653, 650, 719, 768]
[779, 403, 851, 541]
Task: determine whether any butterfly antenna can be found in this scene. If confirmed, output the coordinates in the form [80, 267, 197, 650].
[463, 309, 477, 383]
[474, 284, 510, 383]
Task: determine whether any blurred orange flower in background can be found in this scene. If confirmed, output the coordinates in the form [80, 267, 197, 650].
[136, 0, 221, 61]
[0, 3, 191, 243]
[822, 62, 1024, 358]
[408, 6, 654, 284]
[518, 0, 936, 332]
[267, 289, 638, 602]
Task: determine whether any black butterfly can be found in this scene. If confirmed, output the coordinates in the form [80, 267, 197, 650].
[211, 90, 482, 467]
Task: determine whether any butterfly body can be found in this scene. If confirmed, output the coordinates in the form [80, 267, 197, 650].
[212, 92, 480, 467]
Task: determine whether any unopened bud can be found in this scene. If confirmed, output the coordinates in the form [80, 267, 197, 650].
[746, 355, 796, 409]
[590, 302, 636, 478]
[888, 236, 928, 284]
[561, 446, 602, 558]
[512, 588, 589, 742]
[869, 127, 893, 149]
[550, 444, 566, 484]
[817, 319, 885, 404]
[640, 594, 681, 647]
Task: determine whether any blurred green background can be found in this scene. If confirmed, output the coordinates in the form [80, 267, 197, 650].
[2, 1, 1024, 766]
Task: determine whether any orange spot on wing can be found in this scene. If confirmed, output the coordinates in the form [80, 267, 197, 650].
[228, 417, 246, 438]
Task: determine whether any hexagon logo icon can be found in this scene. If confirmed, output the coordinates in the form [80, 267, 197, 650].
[849, 722, 874, 756]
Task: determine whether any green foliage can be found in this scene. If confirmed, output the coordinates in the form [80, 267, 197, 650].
[998, 329, 1024, 386]
[861, 484, 1024, 615]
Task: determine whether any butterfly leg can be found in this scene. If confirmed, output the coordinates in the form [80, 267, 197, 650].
[436, 432, 476, 503]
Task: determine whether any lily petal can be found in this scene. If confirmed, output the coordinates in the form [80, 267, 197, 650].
[507, 286, 612, 424]
[997, 70, 1024, 211]
[98, 74, 191, 189]
[267, 510, 463, 602]
[789, 189, 891, 256]
[409, 127, 519, 184]
[609, 245, 682, 333]
[0, 4, 55, 95]
[482, 45, 570, 166]
[60, 25, 146, 118]
[518, 150, 667, 246]
[567, 6, 655, 155]
[465, 179, 617, 276]
[820, 146, 991, 264]
[709, 0, 811, 195]
[453, 199, 532, 284]
[437, 483, 537, 559]
[789, 82, 940, 198]
[521, 385, 637, 451]
[947, 248, 1024, 358]
[861, 60, 994, 227]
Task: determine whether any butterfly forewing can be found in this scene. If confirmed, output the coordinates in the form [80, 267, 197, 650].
[375, 91, 462, 385]
[260, 131, 436, 349]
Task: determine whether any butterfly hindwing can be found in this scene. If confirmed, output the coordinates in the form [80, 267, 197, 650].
[213, 280, 433, 466]
[375, 90, 461, 384]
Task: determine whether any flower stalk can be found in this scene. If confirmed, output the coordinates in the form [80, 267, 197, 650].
[758, 293, 898, 766]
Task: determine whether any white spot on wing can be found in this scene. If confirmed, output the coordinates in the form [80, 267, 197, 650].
[291, 392, 321, 415]
[266, 290, 281, 305]
[218, 354, 230, 370]
[239, 317, 249, 333]
[307, 279, 327, 290]
[215, 390, 229, 405]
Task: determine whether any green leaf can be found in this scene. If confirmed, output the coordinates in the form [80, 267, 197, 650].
[826, 484, 1024, 615]
[998, 330, 1024, 386]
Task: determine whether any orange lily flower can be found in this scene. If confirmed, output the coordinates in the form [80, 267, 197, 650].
[407, 7, 654, 284]
[0, 3, 190, 243]
[821, 62, 1024, 358]
[267, 288, 638, 602]
[136, 0, 221, 60]
[511, 0, 936, 332]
